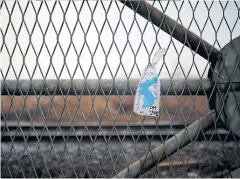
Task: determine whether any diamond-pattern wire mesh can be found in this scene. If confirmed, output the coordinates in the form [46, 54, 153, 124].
[1, 0, 240, 178]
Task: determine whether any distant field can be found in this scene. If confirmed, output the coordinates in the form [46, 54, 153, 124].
[1, 96, 209, 126]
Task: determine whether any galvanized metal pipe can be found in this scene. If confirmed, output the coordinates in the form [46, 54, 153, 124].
[113, 111, 216, 178]
[1, 79, 212, 96]
[119, 0, 221, 65]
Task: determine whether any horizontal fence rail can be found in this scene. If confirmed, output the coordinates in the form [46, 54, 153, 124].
[2, 79, 240, 96]
[1, 78, 213, 96]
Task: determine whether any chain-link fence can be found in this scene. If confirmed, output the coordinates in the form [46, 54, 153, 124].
[1, 0, 240, 178]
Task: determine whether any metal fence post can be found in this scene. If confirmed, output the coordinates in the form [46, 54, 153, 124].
[211, 36, 240, 137]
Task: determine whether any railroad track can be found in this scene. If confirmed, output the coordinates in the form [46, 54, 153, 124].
[1, 123, 236, 141]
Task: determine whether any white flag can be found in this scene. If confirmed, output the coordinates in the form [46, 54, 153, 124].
[133, 48, 166, 117]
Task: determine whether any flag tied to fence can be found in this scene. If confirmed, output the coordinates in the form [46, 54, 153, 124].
[133, 48, 166, 117]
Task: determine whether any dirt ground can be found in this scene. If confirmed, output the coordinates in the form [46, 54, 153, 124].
[1, 139, 240, 178]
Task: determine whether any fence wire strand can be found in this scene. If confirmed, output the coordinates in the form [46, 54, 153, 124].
[1, 0, 240, 178]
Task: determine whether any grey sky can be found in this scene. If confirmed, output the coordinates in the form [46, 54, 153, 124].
[1, 0, 240, 80]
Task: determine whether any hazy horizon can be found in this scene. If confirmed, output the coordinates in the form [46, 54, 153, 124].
[1, 0, 239, 80]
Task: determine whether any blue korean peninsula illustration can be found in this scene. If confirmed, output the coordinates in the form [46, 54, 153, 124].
[139, 76, 158, 108]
